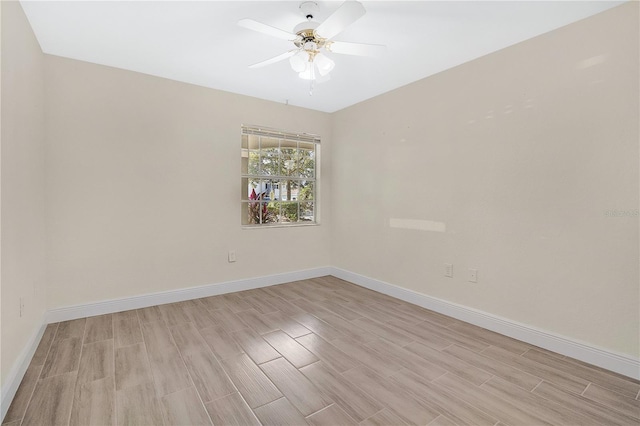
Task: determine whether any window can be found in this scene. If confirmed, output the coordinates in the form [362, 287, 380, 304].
[241, 125, 319, 226]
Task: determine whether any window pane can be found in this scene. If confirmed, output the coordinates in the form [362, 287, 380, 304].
[245, 201, 276, 224]
[241, 177, 249, 200]
[261, 136, 279, 149]
[248, 135, 259, 150]
[248, 150, 260, 175]
[242, 202, 249, 225]
[298, 180, 314, 201]
[250, 180, 270, 203]
[279, 179, 300, 201]
[241, 148, 249, 174]
[300, 202, 314, 222]
[263, 179, 278, 201]
[271, 201, 282, 221]
[277, 179, 286, 201]
[260, 146, 279, 176]
[279, 202, 298, 223]
[278, 179, 285, 201]
[261, 202, 276, 223]
[280, 139, 298, 177]
[299, 142, 314, 151]
[299, 143, 315, 178]
[265, 201, 279, 222]
[241, 134, 248, 149]
[289, 180, 300, 200]
[244, 201, 260, 225]
[246, 179, 260, 201]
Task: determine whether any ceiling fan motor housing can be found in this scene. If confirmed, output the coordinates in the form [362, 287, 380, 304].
[294, 1, 326, 51]
[294, 27, 326, 52]
[299, 2, 319, 20]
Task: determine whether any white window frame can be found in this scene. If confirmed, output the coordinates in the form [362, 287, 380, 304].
[241, 125, 319, 228]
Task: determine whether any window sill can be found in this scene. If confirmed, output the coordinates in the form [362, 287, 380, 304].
[242, 222, 319, 230]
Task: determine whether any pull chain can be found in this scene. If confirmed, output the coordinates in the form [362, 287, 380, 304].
[309, 63, 315, 96]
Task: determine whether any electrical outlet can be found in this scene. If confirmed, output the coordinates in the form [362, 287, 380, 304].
[469, 269, 478, 283]
[444, 263, 453, 278]
[228, 250, 237, 263]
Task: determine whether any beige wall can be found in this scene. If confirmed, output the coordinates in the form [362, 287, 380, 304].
[331, 3, 639, 358]
[44, 55, 332, 309]
[1, 1, 48, 385]
[1, 1, 637, 393]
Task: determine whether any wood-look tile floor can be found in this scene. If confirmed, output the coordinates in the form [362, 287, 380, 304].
[4, 276, 640, 426]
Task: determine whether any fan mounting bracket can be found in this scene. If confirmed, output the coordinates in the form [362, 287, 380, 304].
[299, 2, 319, 20]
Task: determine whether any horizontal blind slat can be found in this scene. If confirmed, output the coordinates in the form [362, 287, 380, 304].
[242, 125, 320, 144]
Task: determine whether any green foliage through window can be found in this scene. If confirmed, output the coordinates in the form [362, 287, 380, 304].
[241, 126, 318, 226]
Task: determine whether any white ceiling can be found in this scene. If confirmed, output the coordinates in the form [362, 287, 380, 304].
[20, 1, 623, 113]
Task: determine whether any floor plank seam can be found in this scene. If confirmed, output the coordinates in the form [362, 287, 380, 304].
[359, 407, 386, 424]
[37, 323, 60, 381]
[12, 366, 43, 426]
[67, 321, 88, 426]
[136, 317, 168, 426]
[193, 327, 241, 396]
[112, 341, 118, 426]
[173, 328, 220, 426]
[8, 277, 640, 426]
[530, 379, 543, 393]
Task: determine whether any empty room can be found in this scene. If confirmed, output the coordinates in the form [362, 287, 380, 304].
[2, 0, 639, 425]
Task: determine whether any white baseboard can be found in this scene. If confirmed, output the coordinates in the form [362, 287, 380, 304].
[2, 267, 330, 423]
[331, 267, 640, 380]
[1, 316, 47, 422]
[3, 264, 637, 423]
[46, 267, 332, 323]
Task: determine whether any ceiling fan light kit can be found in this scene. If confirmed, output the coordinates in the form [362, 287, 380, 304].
[314, 53, 335, 76]
[239, 0, 385, 92]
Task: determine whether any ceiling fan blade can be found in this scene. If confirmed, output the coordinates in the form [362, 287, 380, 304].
[315, 1, 366, 40]
[328, 41, 386, 57]
[238, 18, 297, 41]
[249, 50, 297, 69]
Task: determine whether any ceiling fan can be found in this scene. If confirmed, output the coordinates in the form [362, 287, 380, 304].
[238, 1, 385, 83]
